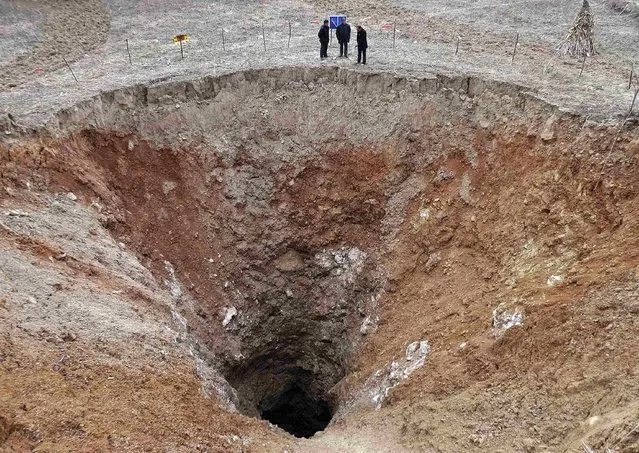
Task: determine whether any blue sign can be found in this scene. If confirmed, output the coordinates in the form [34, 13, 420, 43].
[329, 15, 346, 30]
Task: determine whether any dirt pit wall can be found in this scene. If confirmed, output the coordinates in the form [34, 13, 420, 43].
[2, 67, 639, 450]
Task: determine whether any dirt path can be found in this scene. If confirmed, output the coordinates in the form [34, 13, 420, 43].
[0, 0, 110, 90]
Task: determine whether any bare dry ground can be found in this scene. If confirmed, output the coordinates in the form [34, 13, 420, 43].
[2, 1, 639, 453]
[0, 0, 638, 127]
[0, 0, 109, 90]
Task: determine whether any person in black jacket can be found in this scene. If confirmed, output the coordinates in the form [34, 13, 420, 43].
[318, 20, 329, 59]
[336, 18, 351, 58]
[356, 25, 367, 64]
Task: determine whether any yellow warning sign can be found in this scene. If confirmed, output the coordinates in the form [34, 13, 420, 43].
[172, 34, 190, 43]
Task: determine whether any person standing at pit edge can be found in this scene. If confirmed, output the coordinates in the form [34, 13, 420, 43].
[356, 25, 367, 64]
[318, 19, 330, 60]
[336, 17, 351, 58]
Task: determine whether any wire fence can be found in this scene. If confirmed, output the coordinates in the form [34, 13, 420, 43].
[2, 1, 638, 123]
[95, 15, 638, 104]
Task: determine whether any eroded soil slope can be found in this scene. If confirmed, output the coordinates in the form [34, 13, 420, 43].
[2, 68, 639, 451]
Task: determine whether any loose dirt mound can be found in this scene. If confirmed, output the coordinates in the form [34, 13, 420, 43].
[2, 67, 639, 451]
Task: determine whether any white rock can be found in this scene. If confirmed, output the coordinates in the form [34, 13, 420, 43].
[367, 339, 430, 408]
[540, 114, 558, 142]
[546, 275, 563, 286]
[222, 306, 237, 328]
[492, 305, 524, 337]
[6, 209, 29, 217]
[163, 261, 183, 299]
[65, 192, 77, 201]
[588, 415, 602, 426]
[360, 315, 377, 335]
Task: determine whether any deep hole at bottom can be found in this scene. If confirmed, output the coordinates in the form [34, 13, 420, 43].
[258, 383, 333, 438]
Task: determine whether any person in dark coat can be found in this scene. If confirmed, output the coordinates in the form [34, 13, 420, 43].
[318, 20, 329, 59]
[356, 25, 368, 64]
[336, 18, 351, 58]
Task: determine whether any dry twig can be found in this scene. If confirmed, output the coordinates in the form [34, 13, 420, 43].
[593, 82, 639, 190]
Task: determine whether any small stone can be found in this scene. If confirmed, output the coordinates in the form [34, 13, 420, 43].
[65, 192, 78, 201]
[222, 306, 237, 328]
[588, 415, 602, 426]
[540, 115, 557, 142]
[62, 332, 77, 342]
[546, 275, 563, 287]
[522, 437, 536, 451]
[6, 210, 29, 217]
[469, 434, 485, 445]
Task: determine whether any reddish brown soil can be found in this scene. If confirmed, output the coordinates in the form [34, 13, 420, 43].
[3, 78, 639, 451]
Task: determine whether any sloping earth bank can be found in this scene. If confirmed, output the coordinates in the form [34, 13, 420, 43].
[2, 67, 639, 452]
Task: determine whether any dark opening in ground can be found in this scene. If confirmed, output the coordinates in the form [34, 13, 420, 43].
[258, 383, 333, 438]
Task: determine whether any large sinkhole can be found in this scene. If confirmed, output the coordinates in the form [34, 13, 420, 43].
[227, 350, 343, 437]
[5, 66, 627, 440]
[259, 383, 332, 438]
[228, 354, 340, 437]
[220, 246, 376, 437]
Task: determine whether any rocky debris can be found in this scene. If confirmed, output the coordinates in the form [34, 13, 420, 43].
[460, 173, 476, 205]
[163, 261, 182, 300]
[360, 315, 379, 335]
[411, 205, 432, 231]
[434, 168, 455, 183]
[540, 115, 558, 142]
[162, 181, 177, 196]
[424, 252, 442, 273]
[61, 331, 77, 342]
[65, 192, 77, 201]
[546, 274, 564, 286]
[222, 306, 238, 328]
[53, 252, 67, 261]
[4, 209, 30, 217]
[365, 340, 430, 408]
[315, 247, 368, 284]
[193, 351, 241, 411]
[1, 113, 15, 136]
[492, 304, 525, 338]
[418, 207, 431, 221]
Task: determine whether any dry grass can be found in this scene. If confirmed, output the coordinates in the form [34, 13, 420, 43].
[557, 0, 596, 57]
[605, 0, 639, 16]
